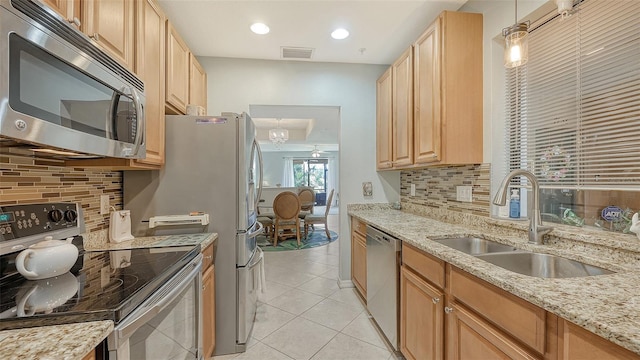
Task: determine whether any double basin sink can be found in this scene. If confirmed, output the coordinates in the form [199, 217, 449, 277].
[433, 237, 613, 278]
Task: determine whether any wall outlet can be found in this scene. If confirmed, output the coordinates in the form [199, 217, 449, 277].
[410, 184, 416, 197]
[100, 195, 110, 215]
[456, 186, 473, 202]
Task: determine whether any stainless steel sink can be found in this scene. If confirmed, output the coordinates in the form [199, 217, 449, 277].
[474, 252, 614, 278]
[433, 237, 520, 255]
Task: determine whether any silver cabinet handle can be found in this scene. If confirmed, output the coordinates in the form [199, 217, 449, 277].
[444, 306, 454, 314]
[432, 298, 440, 304]
[68, 17, 81, 27]
[90, 33, 100, 41]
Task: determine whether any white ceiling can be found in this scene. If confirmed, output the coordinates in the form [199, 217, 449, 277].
[157, 0, 467, 65]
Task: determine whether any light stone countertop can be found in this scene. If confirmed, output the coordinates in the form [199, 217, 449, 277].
[348, 204, 640, 355]
[0, 321, 113, 360]
[0, 231, 217, 359]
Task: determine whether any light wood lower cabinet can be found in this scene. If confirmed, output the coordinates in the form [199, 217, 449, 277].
[399, 244, 639, 360]
[556, 319, 639, 360]
[81, 349, 96, 360]
[446, 301, 540, 360]
[202, 264, 215, 358]
[400, 265, 444, 360]
[351, 217, 367, 300]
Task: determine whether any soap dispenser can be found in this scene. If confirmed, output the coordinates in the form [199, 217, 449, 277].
[509, 189, 520, 219]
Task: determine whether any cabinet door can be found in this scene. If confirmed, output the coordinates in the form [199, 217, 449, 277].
[82, 0, 135, 70]
[165, 21, 190, 114]
[400, 265, 443, 360]
[351, 232, 367, 299]
[41, 0, 79, 29]
[202, 265, 216, 358]
[413, 18, 441, 164]
[557, 319, 639, 360]
[446, 302, 541, 360]
[189, 54, 207, 112]
[134, 0, 165, 167]
[392, 46, 414, 167]
[376, 67, 393, 170]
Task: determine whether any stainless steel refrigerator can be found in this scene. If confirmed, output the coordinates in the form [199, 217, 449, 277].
[123, 112, 264, 356]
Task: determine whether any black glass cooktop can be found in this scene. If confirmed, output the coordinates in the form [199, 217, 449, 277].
[0, 245, 199, 330]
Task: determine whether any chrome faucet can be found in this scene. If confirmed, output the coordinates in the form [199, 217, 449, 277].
[493, 169, 553, 245]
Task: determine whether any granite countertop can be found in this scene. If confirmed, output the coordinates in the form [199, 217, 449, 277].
[348, 205, 640, 355]
[0, 231, 218, 359]
[0, 321, 113, 360]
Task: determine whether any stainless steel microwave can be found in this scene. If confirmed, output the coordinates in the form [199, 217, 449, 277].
[0, 0, 145, 159]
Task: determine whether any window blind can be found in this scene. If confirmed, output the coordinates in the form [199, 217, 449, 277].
[505, 0, 640, 190]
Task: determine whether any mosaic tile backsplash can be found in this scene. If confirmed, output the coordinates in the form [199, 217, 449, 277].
[0, 155, 122, 232]
[401, 164, 491, 217]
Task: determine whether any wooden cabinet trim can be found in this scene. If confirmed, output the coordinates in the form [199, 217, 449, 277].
[402, 243, 445, 289]
[202, 265, 215, 357]
[202, 242, 214, 270]
[448, 265, 546, 354]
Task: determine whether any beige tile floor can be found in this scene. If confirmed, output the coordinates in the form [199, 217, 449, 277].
[212, 214, 400, 360]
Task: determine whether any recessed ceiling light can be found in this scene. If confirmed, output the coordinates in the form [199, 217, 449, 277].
[331, 28, 349, 40]
[250, 23, 270, 35]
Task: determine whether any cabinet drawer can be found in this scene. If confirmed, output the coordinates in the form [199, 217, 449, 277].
[352, 217, 367, 236]
[201, 242, 214, 270]
[449, 266, 546, 354]
[402, 243, 445, 289]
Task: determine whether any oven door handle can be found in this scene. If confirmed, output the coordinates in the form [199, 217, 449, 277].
[115, 255, 202, 341]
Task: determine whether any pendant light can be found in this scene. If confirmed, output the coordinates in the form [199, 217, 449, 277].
[503, 0, 529, 68]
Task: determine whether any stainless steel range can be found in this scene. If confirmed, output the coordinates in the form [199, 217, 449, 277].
[0, 203, 203, 359]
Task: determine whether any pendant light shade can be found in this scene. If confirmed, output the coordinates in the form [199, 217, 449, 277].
[503, 0, 529, 68]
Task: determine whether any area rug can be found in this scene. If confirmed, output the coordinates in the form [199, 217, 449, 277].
[257, 230, 338, 251]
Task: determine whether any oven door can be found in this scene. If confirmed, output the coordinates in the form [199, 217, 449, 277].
[107, 254, 203, 360]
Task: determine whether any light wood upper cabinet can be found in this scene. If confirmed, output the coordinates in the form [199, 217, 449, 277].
[413, 18, 441, 164]
[392, 46, 414, 168]
[41, 0, 80, 29]
[376, 67, 393, 170]
[165, 21, 190, 115]
[400, 265, 444, 360]
[376, 11, 483, 170]
[189, 54, 207, 112]
[134, 0, 165, 167]
[82, 0, 135, 71]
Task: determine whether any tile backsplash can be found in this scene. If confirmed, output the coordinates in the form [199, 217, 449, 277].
[0, 155, 122, 232]
[401, 164, 491, 217]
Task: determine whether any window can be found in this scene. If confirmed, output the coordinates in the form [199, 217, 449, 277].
[293, 158, 328, 193]
[505, 0, 640, 234]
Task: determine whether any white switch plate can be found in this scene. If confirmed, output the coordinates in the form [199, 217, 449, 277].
[100, 266, 110, 288]
[100, 195, 110, 215]
[456, 186, 473, 202]
[410, 184, 416, 196]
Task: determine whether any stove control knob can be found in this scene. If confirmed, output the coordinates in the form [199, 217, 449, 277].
[48, 209, 64, 223]
[64, 209, 78, 222]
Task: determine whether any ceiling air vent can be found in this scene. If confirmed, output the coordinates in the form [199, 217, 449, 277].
[281, 47, 314, 60]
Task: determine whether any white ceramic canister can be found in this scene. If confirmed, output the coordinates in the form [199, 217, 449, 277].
[15, 236, 79, 280]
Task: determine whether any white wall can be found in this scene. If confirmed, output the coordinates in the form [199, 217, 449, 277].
[459, 0, 549, 215]
[198, 57, 400, 282]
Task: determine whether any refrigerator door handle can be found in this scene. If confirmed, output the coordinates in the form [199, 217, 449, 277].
[253, 139, 264, 213]
[247, 221, 264, 239]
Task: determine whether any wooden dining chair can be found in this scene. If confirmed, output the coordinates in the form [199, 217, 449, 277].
[297, 188, 315, 221]
[304, 189, 334, 239]
[272, 191, 301, 246]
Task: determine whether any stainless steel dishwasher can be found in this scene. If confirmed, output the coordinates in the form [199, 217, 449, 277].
[366, 225, 402, 351]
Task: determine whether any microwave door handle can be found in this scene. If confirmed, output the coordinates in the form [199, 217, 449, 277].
[107, 91, 118, 139]
[116, 256, 202, 341]
[130, 86, 145, 157]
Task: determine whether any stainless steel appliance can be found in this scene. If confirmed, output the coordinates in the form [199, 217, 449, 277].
[0, 0, 145, 159]
[0, 203, 203, 360]
[366, 225, 402, 352]
[124, 112, 265, 355]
